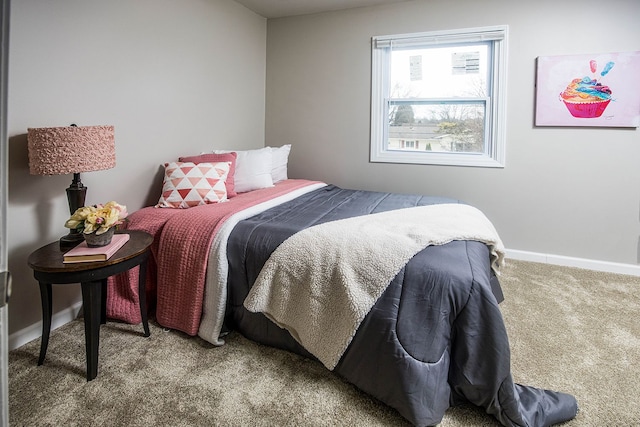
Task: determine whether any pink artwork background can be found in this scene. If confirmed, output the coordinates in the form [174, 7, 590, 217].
[535, 51, 640, 127]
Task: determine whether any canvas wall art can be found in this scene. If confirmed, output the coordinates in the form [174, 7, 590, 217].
[535, 51, 640, 127]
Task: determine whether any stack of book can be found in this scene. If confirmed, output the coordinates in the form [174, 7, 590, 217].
[63, 233, 130, 263]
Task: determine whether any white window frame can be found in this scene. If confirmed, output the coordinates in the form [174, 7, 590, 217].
[370, 25, 508, 167]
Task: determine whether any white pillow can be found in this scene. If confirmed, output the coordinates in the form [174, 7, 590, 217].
[213, 147, 273, 193]
[268, 144, 291, 183]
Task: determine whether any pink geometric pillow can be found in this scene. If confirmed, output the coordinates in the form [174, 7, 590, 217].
[156, 161, 231, 209]
[179, 152, 237, 198]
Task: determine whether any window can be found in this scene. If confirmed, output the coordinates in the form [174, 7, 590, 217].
[370, 25, 508, 167]
[403, 140, 416, 149]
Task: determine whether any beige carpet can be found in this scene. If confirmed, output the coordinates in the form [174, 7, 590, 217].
[8, 260, 640, 426]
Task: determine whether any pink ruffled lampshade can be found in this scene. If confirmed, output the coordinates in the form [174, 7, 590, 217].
[27, 125, 115, 175]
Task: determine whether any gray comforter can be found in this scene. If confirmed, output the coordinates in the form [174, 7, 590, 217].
[225, 185, 578, 426]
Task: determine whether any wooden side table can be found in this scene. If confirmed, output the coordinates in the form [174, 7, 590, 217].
[27, 230, 153, 381]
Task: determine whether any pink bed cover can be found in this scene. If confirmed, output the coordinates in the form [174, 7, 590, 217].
[106, 179, 321, 335]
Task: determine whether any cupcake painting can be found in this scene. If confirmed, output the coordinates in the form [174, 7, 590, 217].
[560, 61, 613, 119]
[535, 51, 640, 127]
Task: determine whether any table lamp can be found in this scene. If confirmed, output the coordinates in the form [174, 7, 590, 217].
[27, 125, 116, 248]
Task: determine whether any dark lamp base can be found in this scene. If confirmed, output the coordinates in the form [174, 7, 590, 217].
[61, 172, 88, 250]
[60, 231, 85, 250]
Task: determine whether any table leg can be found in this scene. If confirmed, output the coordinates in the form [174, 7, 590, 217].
[37, 282, 52, 365]
[138, 259, 150, 337]
[100, 278, 107, 325]
[81, 280, 102, 381]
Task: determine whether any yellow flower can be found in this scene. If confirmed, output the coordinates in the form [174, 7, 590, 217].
[64, 218, 83, 229]
[101, 208, 120, 229]
[64, 201, 128, 234]
[64, 206, 92, 229]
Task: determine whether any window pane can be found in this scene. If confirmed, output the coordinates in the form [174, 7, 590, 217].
[388, 103, 485, 153]
[390, 44, 489, 99]
[371, 25, 507, 167]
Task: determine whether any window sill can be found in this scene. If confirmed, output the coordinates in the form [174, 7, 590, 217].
[370, 150, 505, 168]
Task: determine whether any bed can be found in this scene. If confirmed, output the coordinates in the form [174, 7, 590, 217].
[107, 153, 578, 426]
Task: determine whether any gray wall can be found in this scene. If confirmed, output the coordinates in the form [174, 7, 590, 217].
[265, 0, 640, 265]
[6, 0, 266, 336]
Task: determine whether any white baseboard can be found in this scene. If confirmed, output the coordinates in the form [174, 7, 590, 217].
[506, 249, 640, 277]
[9, 302, 82, 351]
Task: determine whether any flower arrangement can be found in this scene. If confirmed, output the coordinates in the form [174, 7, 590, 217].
[64, 201, 128, 235]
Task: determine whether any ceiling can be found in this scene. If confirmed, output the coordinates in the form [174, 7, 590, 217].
[234, 0, 410, 19]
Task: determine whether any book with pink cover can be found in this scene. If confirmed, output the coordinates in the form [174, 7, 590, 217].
[63, 233, 130, 263]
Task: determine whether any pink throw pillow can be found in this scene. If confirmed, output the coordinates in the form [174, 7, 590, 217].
[156, 161, 230, 209]
[179, 152, 237, 198]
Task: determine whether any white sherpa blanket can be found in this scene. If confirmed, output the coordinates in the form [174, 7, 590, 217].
[243, 203, 505, 370]
[198, 182, 327, 345]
